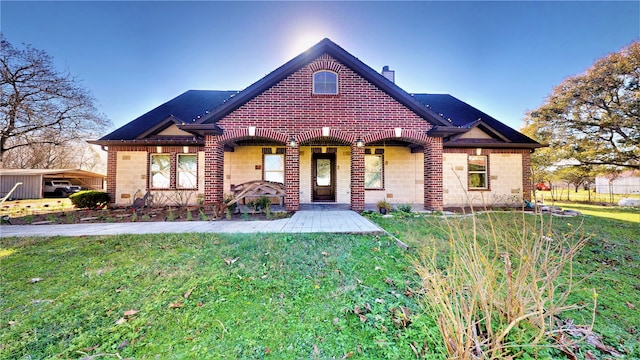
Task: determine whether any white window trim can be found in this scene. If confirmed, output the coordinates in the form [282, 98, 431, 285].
[177, 153, 197, 189]
[312, 70, 338, 95]
[263, 153, 285, 184]
[150, 154, 171, 189]
[364, 154, 384, 190]
[468, 155, 488, 190]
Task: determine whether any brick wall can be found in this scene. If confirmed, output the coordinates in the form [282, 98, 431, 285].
[204, 54, 440, 209]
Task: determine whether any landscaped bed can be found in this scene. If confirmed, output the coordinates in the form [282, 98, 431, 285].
[1, 206, 638, 358]
[0, 198, 290, 225]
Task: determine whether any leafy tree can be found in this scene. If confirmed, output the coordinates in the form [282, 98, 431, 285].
[523, 41, 639, 170]
[0, 35, 111, 168]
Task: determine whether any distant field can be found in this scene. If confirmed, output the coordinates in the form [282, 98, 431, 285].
[535, 188, 638, 204]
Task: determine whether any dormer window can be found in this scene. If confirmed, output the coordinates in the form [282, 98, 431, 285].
[313, 71, 338, 94]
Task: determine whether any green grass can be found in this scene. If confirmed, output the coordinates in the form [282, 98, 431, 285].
[553, 201, 640, 223]
[0, 233, 444, 359]
[2, 207, 638, 359]
[370, 210, 640, 358]
[535, 189, 638, 205]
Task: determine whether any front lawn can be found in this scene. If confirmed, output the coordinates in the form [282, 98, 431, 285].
[0, 233, 442, 359]
[2, 208, 638, 359]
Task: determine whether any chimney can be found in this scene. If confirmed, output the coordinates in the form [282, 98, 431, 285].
[381, 65, 395, 83]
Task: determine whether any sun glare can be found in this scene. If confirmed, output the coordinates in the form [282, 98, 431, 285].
[285, 32, 328, 58]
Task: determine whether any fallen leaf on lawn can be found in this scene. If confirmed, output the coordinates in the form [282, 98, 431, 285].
[213, 240, 220, 245]
[384, 278, 394, 285]
[375, 298, 385, 304]
[115, 287, 122, 293]
[224, 257, 239, 265]
[83, 344, 98, 352]
[264, 347, 271, 354]
[342, 351, 354, 359]
[333, 317, 339, 325]
[28, 278, 43, 284]
[197, 302, 203, 307]
[313, 344, 320, 355]
[123, 309, 139, 317]
[585, 351, 597, 360]
[374, 266, 383, 271]
[625, 302, 635, 309]
[169, 302, 183, 309]
[184, 288, 194, 299]
[359, 314, 367, 323]
[117, 340, 129, 349]
[8, 320, 16, 326]
[321, 251, 330, 256]
[115, 317, 126, 325]
[364, 303, 372, 312]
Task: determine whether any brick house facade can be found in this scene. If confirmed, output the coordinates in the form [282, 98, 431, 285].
[91, 39, 542, 211]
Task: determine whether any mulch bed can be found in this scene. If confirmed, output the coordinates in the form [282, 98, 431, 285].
[1, 205, 290, 226]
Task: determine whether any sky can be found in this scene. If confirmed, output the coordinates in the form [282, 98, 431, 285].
[2, 1, 639, 134]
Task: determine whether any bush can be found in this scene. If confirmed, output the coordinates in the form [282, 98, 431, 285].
[413, 211, 592, 359]
[397, 203, 412, 213]
[68, 190, 111, 209]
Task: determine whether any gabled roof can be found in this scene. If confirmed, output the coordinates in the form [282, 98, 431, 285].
[96, 90, 237, 142]
[191, 38, 455, 130]
[411, 94, 542, 148]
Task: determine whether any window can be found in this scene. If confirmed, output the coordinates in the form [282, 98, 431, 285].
[468, 155, 488, 189]
[150, 154, 171, 188]
[177, 154, 197, 188]
[365, 154, 384, 189]
[264, 154, 284, 183]
[313, 71, 338, 94]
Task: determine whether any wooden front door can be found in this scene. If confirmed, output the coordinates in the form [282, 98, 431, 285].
[312, 153, 336, 202]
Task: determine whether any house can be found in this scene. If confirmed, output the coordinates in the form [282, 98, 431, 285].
[90, 38, 542, 211]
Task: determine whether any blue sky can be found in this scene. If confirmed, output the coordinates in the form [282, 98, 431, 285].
[2, 1, 639, 133]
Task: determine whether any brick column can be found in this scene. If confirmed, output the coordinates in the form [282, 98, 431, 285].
[522, 150, 533, 201]
[424, 138, 443, 210]
[285, 145, 300, 211]
[350, 144, 365, 212]
[204, 135, 224, 204]
[106, 147, 117, 204]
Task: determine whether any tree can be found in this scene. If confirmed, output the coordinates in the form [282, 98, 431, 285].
[523, 41, 640, 170]
[0, 35, 111, 168]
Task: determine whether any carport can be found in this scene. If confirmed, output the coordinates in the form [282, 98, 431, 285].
[0, 169, 105, 200]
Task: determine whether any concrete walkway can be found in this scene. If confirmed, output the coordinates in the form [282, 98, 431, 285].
[0, 210, 383, 238]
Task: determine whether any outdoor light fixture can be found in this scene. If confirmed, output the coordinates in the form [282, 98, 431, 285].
[476, 148, 482, 156]
[289, 136, 297, 147]
[248, 126, 256, 137]
[322, 127, 330, 137]
[356, 138, 364, 148]
[394, 127, 402, 138]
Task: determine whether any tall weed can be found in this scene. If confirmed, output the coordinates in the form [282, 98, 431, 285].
[413, 211, 593, 359]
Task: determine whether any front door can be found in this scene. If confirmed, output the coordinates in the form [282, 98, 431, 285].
[312, 153, 336, 201]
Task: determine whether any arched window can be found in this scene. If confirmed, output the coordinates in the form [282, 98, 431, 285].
[313, 71, 338, 94]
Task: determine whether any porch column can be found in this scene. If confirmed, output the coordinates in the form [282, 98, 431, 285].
[285, 145, 300, 211]
[106, 147, 117, 204]
[522, 150, 533, 202]
[204, 134, 224, 204]
[424, 138, 443, 210]
[350, 144, 365, 212]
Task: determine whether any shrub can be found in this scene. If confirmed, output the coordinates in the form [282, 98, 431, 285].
[397, 203, 413, 213]
[413, 211, 592, 359]
[68, 190, 111, 209]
